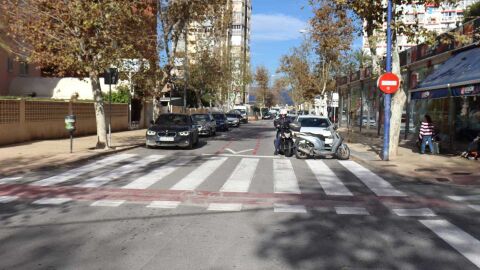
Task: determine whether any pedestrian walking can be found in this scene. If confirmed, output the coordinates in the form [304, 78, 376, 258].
[420, 114, 435, 154]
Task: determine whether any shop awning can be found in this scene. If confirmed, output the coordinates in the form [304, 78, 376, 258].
[411, 47, 480, 100]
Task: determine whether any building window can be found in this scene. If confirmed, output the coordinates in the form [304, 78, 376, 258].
[19, 61, 29, 76]
[7, 57, 13, 73]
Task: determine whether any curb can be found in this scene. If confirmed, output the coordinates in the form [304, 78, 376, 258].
[0, 143, 144, 177]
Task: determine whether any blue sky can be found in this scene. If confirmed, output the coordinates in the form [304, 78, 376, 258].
[251, 0, 362, 76]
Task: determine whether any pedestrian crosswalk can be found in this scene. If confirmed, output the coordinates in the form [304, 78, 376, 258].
[20, 153, 408, 197]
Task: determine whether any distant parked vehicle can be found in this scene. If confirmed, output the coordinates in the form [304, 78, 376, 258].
[212, 112, 229, 132]
[192, 113, 217, 136]
[146, 114, 199, 149]
[233, 105, 249, 123]
[361, 116, 376, 127]
[262, 113, 273, 120]
[226, 113, 241, 127]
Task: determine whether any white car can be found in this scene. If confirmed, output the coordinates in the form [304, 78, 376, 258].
[295, 115, 334, 146]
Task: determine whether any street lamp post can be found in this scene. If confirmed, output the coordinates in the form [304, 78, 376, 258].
[382, 0, 393, 161]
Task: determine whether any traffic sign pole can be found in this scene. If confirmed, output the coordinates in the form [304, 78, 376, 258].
[383, 0, 393, 161]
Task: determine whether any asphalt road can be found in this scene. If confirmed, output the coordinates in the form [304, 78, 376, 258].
[1, 120, 479, 270]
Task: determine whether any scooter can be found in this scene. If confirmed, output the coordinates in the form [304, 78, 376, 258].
[290, 123, 350, 160]
[277, 128, 294, 157]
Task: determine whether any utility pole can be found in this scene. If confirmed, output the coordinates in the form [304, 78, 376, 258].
[382, 0, 393, 161]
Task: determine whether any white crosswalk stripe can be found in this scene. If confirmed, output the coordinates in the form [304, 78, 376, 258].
[273, 159, 300, 194]
[75, 155, 164, 188]
[420, 219, 480, 268]
[24, 155, 408, 200]
[220, 158, 259, 193]
[122, 156, 196, 189]
[0, 196, 18, 203]
[33, 154, 136, 186]
[306, 160, 353, 196]
[170, 157, 228, 191]
[339, 161, 406, 197]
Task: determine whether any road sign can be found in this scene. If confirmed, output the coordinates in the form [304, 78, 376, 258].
[378, 72, 400, 94]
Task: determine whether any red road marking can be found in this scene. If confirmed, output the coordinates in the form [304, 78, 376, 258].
[0, 183, 469, 210]
[215, 140, 234, 155]
[252, 136, 261, 155]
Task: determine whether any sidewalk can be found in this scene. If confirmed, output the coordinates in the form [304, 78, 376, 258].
[340, 127, 480, 186]
[0, 129, 146, 176]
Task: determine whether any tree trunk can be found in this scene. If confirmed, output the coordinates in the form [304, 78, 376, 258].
[90, 72, 109, 149]
[388, 43, 406, 158]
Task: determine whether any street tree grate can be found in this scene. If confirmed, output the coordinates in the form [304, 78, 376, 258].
[435, 178, 451, 182]
[451, 172, 472, 175]
[414, 168, 437, 172]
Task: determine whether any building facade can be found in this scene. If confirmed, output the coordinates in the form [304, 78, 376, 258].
[364, 0, 479, 56]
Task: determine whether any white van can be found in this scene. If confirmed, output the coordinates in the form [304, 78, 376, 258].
[233, 105, 249, 123]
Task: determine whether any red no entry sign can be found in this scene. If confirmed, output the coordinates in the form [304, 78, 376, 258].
[377, 72, 400, 94]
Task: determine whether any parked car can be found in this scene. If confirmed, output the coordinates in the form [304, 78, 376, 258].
[262, 113, 273, 120]
[212, 112, 229, 132]
[295, 115, 334, 146]
[361, 116, 376, 127]
[146, 114, 199, 149]
[233, 105, 249, 123]
[192, 113, 217, 136]
[226, 113, 241, 127]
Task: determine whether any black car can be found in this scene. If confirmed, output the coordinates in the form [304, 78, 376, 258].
[146, 114, 199, 149]
[212, 112, 229, 131]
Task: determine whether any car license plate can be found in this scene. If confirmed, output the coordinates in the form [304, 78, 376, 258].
[159, 137, 174, 142]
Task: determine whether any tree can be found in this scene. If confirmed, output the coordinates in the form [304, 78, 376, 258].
[254, 66, 270, 108]
[314, 0, 459, 158]
[1, 0, 157, 149]
[157, 0, 228, 107]
[464, 1, 480, 22]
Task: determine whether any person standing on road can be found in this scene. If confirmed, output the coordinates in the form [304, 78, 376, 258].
[273, 109, 291, 155]
[420, 114, 435, 154]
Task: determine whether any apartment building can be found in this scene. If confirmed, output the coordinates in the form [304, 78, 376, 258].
[176, 0, 252, 106]
[363, 0, 479, 56]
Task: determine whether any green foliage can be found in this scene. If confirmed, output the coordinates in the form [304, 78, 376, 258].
[103, 84, 130, 104]
[464, 2, 480, 22]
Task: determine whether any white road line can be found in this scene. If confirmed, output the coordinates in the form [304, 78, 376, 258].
[202, 153, 281, 159]
[0, 177, 22, 184]
[147, 201, 181, 209]
[33, 197, 72, 205]
[420, 219, 480, 268]
[90, 200, 125, 207]
[273, 159, 301, 194]
[391, 208, 436, 217]
[207, 203, 243, 211]
[306, 160, 353, 196]
[220, 158, 259, 193]
[170, 157, 228, 191]
[335, 206, 370, 215]
[33, 154, 136, 186]
[75, 155, 164, 188]
[274, 204, 307, 213]
[122, 156, 196, 189]
[339, 161, 406, 197]
[0, 196, 18, 203]
[468, 204, 480, 211]
[448, 195, 480, 201]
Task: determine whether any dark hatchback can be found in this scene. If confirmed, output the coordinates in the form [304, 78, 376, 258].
[212, 112, 229, 132]
[146, 114, 199, 149]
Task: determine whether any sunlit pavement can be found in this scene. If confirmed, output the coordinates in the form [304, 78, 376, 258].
[1, 121, 479, 270]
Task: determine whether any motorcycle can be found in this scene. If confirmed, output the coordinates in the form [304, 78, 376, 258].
[290, 123, 350, 160]
[275, 125, 294, 157]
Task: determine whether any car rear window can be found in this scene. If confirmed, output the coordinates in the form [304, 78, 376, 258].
[192, 114, 209, 121]
[298, 118, 330, 128]
[155, 114, 190, 125]
[212, 114, 226, 120]
[226, 114, 237, 117]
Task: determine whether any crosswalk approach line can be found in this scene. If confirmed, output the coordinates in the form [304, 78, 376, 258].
[305, 160, 353, 196]
[338, 161, 406, 197]
[170, 157, 228, 191]
[273, 159, 300, 194]
[220, 158, 259, 193]
[122, 156, 196, 189]
[32, 154, 137, 186]
[75, 155, 164, 188]
[420, 219, 480, 268]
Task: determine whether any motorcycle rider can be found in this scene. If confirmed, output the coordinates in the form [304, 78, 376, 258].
[273, 109, 292, 155]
